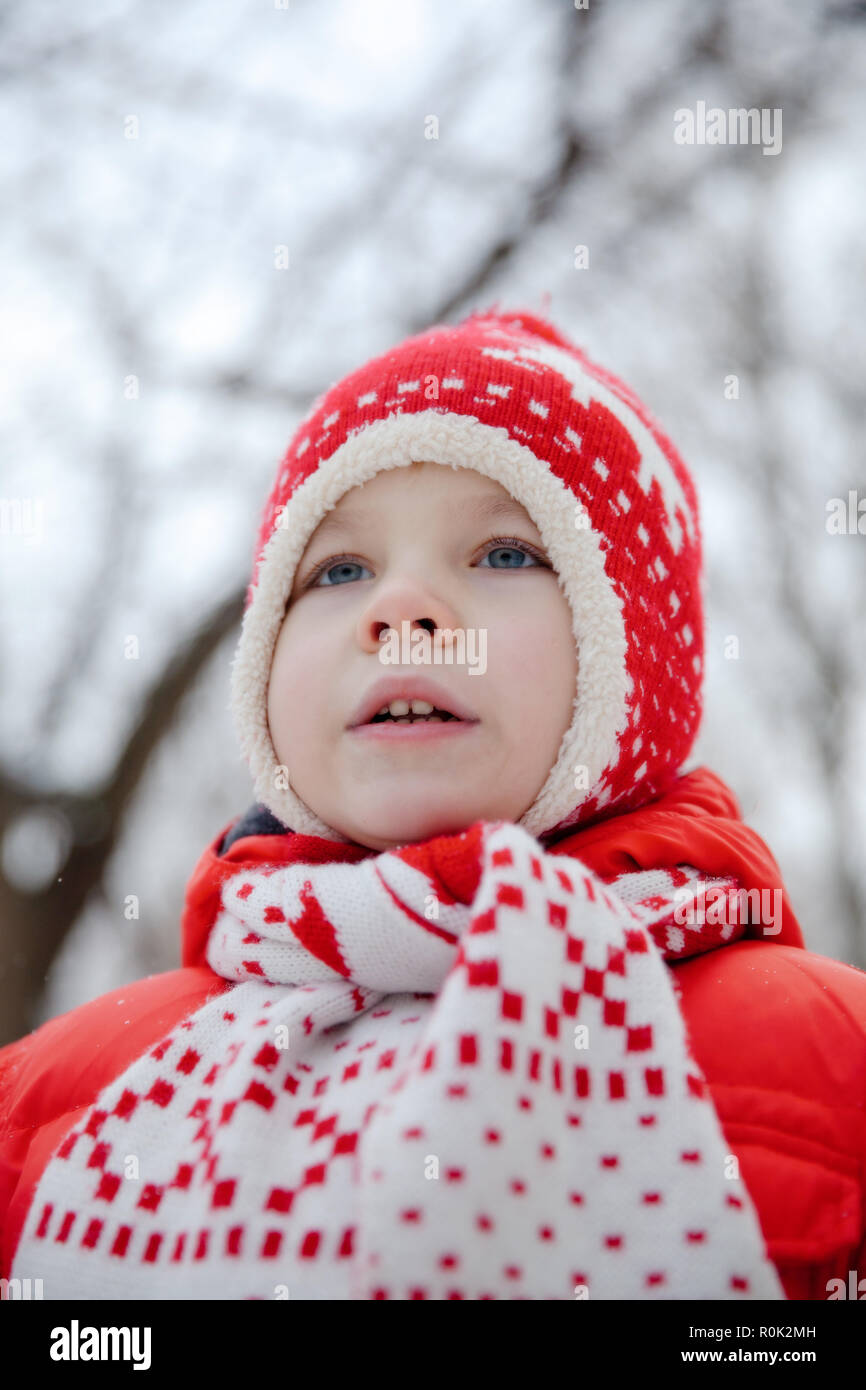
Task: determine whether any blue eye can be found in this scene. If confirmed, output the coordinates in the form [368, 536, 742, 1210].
[478, 543, 543, 569]
[314, 559, 372, 587]
[304, 537, 547, 590]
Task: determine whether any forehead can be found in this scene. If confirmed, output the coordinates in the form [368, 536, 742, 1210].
[310, 469, 537, 544]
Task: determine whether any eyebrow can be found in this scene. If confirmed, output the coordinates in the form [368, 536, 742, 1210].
[310, 491, 535, 542]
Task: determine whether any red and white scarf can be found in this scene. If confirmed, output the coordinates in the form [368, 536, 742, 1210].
[12, 797, 789, 1300]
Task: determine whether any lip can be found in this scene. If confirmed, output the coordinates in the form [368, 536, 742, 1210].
[346, 674, 480, 730]
[348, 719, 480, 742]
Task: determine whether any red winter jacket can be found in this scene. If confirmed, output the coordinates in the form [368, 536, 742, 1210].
[1, 767, 864, 1299]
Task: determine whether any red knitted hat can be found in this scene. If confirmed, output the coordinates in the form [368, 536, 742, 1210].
[230, 306, 704, 843]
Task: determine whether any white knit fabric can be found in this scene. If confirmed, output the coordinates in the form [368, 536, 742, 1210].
[12, 822, 785, 1300]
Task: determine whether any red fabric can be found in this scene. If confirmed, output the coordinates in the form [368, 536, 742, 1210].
[545, 765, 805, 948]
[2, 765, 865, 1298]
[180, 767, 804, 969]
[674, 942, 866, 1299]
[181, 831, 370, 970]
[0, 966, 231, 1286]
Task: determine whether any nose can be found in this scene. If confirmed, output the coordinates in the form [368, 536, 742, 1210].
[356, 576, 463, 656]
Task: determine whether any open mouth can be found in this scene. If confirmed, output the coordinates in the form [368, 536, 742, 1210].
[368, 705, 461, 725]
[348, 688, 479, 732]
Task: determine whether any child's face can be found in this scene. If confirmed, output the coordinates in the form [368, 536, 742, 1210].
[267, 461, 578, 850]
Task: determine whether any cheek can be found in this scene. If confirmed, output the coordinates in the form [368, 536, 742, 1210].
[267, 611, 335, 743]
[486, 591, 576, 723]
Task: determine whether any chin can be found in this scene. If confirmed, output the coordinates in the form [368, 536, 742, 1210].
[346, 797, 478, 850]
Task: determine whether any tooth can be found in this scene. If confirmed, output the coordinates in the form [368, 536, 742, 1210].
[409, 699, 434, 714]
[389, 699, 410, 715]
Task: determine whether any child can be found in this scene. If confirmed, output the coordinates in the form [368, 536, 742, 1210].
[2, 308, 865, 1301]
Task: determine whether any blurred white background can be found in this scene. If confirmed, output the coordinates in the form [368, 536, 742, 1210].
[1, 0, 864, 1044]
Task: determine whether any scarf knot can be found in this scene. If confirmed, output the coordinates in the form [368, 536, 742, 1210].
[207, 849, 476, 993]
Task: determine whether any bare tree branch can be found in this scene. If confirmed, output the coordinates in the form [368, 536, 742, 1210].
[0, 589, 244, 1045]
